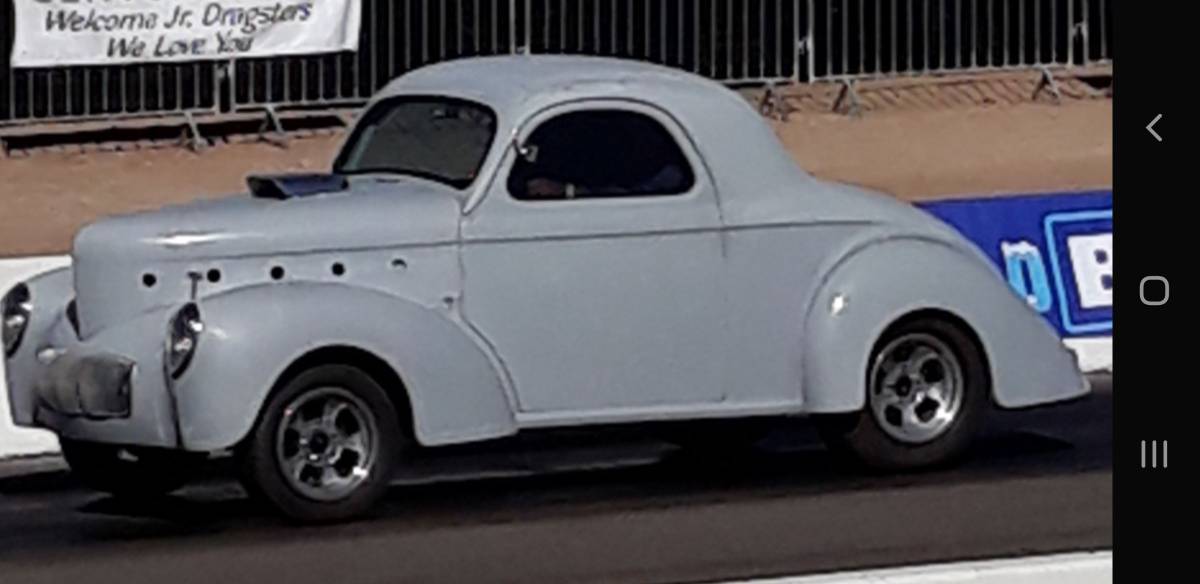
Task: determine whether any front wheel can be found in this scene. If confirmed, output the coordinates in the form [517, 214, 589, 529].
[817, 317, 989, 470]
[238, 364, 403, 523]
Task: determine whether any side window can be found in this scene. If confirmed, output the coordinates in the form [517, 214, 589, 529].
[508, 109, 696, 201]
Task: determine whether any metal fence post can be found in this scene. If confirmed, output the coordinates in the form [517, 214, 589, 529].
[798, 0, 809, 82]
[524, 0, 532, 53]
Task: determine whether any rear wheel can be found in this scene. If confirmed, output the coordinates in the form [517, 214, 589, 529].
[818, 317, 988, 470]
[238, 364, 403, 523]
[60, 439, 198, 498]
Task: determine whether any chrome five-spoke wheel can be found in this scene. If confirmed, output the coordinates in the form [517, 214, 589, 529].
[276, 387, 379, 501]
[868, 332, 964, 445]
[817, 317, 987, 470]
[240, 364, 403, 522]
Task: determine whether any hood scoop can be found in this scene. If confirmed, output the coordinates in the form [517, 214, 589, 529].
[247, 173, 349, 200]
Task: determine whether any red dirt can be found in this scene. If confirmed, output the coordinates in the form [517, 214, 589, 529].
[773, 99, 1111, 200]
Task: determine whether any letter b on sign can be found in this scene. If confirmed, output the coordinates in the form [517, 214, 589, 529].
[1066, 233, 1113, 309]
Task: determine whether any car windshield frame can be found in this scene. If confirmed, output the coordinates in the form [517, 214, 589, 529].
[333, 95, 498, 190]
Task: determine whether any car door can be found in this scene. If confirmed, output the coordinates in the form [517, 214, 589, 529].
[459, 100, 726, 419]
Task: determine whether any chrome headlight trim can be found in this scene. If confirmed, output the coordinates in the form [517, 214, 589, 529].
[2, 283, 32, 357]
[165, 302, 204, 379]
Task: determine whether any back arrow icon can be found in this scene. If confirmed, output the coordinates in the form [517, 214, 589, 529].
[1147, 114, 1163, 142]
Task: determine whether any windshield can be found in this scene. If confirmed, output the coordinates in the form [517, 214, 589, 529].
[334, 97, 497, 190]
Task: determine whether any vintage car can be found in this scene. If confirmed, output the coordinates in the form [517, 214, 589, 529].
[2, 56, 1087, 521]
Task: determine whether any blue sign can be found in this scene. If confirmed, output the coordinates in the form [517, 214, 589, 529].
[918, 190, 1112, 338]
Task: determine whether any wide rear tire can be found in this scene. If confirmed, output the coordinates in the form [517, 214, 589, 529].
[818, 317, 988, 470]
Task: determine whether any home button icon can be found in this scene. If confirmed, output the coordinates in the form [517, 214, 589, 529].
[1139, 276, 1169, 306]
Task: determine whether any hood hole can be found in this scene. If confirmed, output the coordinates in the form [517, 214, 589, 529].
[207, 269, 222, 283]
[270, 266, 285, 280]
[331, 263, 346, 277]
[391, 258, 407, 270]
[142, 273, 157, 288]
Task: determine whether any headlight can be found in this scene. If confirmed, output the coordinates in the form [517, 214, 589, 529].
[165, 302, 203, 379]
[2, 284, 31, 357]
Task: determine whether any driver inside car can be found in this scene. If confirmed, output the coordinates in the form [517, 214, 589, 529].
[523, 162, 687, 199]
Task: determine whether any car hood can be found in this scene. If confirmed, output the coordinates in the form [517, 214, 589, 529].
[73, 176, 463, 262]
[70, 176, 463, 337]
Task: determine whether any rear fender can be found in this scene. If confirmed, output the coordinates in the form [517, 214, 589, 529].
[801, 236, 1086, 412]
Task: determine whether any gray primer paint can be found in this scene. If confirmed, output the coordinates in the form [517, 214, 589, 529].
[4, 56, 1086, 452]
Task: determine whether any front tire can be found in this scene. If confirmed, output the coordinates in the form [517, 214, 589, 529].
[818, 317, 988, 470]
[60, 439, 197, 497]
[238, 364, 403, 523]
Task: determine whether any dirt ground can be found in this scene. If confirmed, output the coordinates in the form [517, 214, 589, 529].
[773, 100, 1112, 199]
[0, 77, 1111, 257]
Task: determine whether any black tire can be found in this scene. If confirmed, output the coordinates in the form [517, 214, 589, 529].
[817, 317, 988, 471]
[238, 364, 404, 523]
[60, 438, 197, 497]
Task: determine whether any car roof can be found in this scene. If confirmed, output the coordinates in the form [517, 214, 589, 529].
[370, 55, 818, 209]
[379, 55, 728, 112]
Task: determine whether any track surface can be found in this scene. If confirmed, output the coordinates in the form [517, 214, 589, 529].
[0, 378, 1112, 584]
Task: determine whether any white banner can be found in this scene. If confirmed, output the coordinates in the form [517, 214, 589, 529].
[11, 0, 362, 68]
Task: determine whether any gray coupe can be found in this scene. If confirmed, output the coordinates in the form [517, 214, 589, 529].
[3, 56, 1087, 521]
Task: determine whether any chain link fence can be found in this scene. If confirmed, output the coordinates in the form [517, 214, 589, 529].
[0, 0, 1111, 128]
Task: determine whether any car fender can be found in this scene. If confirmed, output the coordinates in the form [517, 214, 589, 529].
[173, 282, 516, 451]
[801, 235, 1087, 412]
[4, 267, 74, 426]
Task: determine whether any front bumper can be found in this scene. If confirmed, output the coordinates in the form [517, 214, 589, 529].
[6, 300, 182, 449]
[32, 350, 134, 419]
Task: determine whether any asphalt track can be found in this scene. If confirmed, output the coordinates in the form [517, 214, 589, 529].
[0, 376, 1112, 584]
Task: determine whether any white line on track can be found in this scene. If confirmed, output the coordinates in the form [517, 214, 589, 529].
[724, 551, 1113, 584]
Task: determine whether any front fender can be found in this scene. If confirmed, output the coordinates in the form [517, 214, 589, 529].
[174, 282, 516, 451]
[5, 266, 74, 426]
[802, 236, 1087, 412]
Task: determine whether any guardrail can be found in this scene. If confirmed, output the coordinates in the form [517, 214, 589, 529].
[0, 1, 1112, 129]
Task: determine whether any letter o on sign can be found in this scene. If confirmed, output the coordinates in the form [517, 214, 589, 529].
[1140, 276, 1169, 306]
